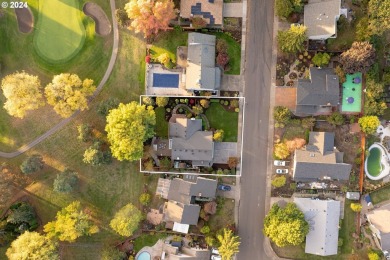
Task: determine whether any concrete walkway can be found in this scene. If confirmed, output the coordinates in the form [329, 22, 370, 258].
[0, 0, 119, 159]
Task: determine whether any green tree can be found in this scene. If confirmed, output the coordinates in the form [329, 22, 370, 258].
[277, 24, 307, 54]
[139, 193, 151, 206]
[110, 203, 143, 237]
[301, 117, 315, 129]
[326, 112, 345, 126]
[115, 8, 130, 28]
[350, 203, 362, 212]
[358, 116, 380, 134]
[6, 231, 59, 260]
[101, 247, 126, 260]
[275, 0, 293, 20]
[45, 73, 96, 118]
[213, 129, 224, 142]
[157, 53, 171, 67]
[312, 52, 331, 67]
[290, 0, 303, 12]
[105, 102, 156, 161]
[53, 169, 79, 193]
[77, 124, 92, 142]
[20, 154, 44, 174]
[7, 202, 36, 226]
[156, 97, 169, 107]
[340, 41, 376, 74]
[142, 96, 155, 106]
[44, 201, 99, 242]
[271, 176, 287, 188]
[364, 79, 387, 116]
[83, 142, 112, 166]
[274, 106, 292, 128]
[334, 66, 346, 83]
[355, 17, 370, 41]
[368, 0, 390, 35]
[1, 71, 44, 118]
[274, 143, 290, 160]
[217, 228, 240, 260]
[263, 203, 309, 247]
[97, 98, 119, 116]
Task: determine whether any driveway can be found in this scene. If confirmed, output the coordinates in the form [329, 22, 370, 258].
[237, 0, 274, 259]
[223, 3, 243, 17]
[220, 74, 243, 92]
[217, 183, 238, 200]
[213, 142, 238, 164]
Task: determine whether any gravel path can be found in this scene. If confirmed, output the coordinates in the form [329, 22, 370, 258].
[0, 0, 119, 158]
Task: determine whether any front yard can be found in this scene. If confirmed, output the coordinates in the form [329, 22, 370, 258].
[205, 103, 239, 142]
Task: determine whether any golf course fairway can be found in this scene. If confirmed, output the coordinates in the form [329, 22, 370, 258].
[34, 0, 86, 62]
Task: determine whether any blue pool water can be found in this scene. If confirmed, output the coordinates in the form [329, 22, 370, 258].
[137, 251, 151, 260]
[153, 73, 179, 88]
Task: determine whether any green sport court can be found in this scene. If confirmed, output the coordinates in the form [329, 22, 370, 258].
[34, 0, 86, 62]
[341, 72, 362, 113]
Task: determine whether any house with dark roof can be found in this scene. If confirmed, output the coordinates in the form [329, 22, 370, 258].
[294, 198, 341, 256]
[304, 0, 343, 40]
[169, 114, 214, 167]
[292, 132, 352, 182]
[180, 0, 223, 27]
[185, 33, 221, 91]
[295, 67, 340, 116]
[367, 203, 390, 253]
[162, 176, 217, 226]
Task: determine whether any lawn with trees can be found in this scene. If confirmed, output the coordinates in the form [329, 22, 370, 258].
[205, 103, 239, 142]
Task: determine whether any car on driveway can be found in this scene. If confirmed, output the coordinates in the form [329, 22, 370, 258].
[217, 184, 231, 191]
[276, 169, 289, 174]
[274, 160, 289, 166]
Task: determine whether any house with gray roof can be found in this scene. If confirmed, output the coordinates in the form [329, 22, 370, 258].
[295, 67, 340, 116]
[304, 0, 343, 40]
[163, 176, 217, 226]
[292, 132, 352, 182]
[367, 203, 390, 253]
[185, 33, 221, 91]
[180, 0, 223, 27]
[294, 198, 341, 256]
[169, 114, 214, 167]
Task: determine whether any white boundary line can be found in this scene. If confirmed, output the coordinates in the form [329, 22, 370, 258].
[139, 95, 245, 177]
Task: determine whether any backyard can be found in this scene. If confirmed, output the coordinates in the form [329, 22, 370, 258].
[154, 107, 169, 138]
[370, 185, 390, 204]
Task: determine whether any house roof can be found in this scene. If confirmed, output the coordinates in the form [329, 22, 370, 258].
[346, 192, 360, 200]
[186, 33, 221, 90]
[293, 131, 352, 181]
[294, 198, 341, 256]
[167, 177, 217, 204]
[164, 202, 200, 225]
[296, 68, 340, 115]
[304, 0, 341, 39]
[180, 0, 223, 26]
[169, 116, 214, 164]
[367, 203, 390, 251]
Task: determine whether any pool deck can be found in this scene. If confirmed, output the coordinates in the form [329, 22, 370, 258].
[146, 64, 190, 96]
[341, 73, 362, 114]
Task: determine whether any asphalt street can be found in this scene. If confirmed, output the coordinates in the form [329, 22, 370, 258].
[237, 0, 274, 259]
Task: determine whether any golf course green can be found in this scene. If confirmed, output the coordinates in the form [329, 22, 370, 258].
[34, 0, 86, 62]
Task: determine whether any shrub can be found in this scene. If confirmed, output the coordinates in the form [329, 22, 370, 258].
[327, 112, 344, 126]
[216, 39, 228, 54]
[191, 17, 207, 29]
[83, 142, 112, 166]
[200, 99, 210, 108]
[274, 143, 290, 159]
[213, 129, 224, 142]
[142, 96, 155, 106]
[285, 138, 306, 152]
[200, 225, 211, 234]
[290, 183, 297, 191]
[77, 124, 92, 142]
[20, 155, 44, 174]
[143, 160, 154, 171]
[312, 52, 330, 67]
[157, 53, 171, 67]
[235, 108, 239, 112]
[354, 157, 362, 165]
[192, 105, 204, 115]
[271, 176, 286, 188]
[274, 106, 291, 128]
[53, 169, 79, 193]
[350, 203, 362, 212]
[139, 193, 151, 206]
[227, 157, 239, 169]
[217, 53, 230, 68]
[156, 97, 169, 107]
[97, 98, 119, 116]
[230, 99, 239, 108]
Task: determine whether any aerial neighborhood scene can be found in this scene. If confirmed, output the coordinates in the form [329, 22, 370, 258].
[0, 0, 389, 259]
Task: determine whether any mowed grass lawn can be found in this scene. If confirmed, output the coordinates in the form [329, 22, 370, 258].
[205, 103, 238, 142]
[34, 0, 86, 62]
[370, 185, 390, 204]
[154, 107, 168, 138]
[0, 25, 147, 260]
[0, 0, 112, 152]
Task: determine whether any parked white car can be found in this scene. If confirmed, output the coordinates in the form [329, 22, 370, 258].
[274, 160, 288, 166]
[276, 169, 289, 174]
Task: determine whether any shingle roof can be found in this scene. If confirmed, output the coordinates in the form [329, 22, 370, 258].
[180, 0, 223, 26]
[304, 0, 341, 39]
[164, 202, 200, 225]
[293, 131, 352, 181]
[294, 198, 340, 256]
[186, 33, 221, 90]
[296, 68, 340, 115]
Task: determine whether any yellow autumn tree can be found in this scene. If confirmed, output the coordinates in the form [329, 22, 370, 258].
[45, 73, 96, 118]
[1, 71, 44, 118]
[124, 0, 176, 38]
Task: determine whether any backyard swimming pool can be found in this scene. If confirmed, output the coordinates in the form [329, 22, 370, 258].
[136, 251, 151, 260]
[341, 73, 362, 113]
[366, 147, 382, 177]
[365, 143, 390, 180]
[153, 73, 179, 88]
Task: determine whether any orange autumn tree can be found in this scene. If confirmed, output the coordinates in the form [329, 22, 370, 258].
[124, 0, 176, 38]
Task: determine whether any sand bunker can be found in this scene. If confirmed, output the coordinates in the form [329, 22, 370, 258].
[83, 2, 111, 36]
[15, 7, 33, 33]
